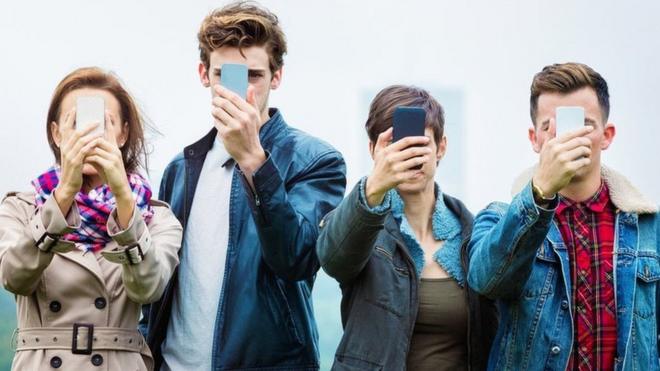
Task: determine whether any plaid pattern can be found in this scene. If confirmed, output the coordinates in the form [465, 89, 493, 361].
[556, 182, 617, 371]
[31, 165, 154, 253]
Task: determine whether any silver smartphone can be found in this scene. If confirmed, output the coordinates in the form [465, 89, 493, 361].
[555, 106, 585, 136]
[76, 96, 105, 136]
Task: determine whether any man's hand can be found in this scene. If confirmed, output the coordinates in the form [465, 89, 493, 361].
[364, 128, 431, 207]
[532, 118, 594, 198]
[211, 85, 266, 179]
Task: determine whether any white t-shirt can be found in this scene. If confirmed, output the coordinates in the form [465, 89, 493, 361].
[161, 137, 233, 371]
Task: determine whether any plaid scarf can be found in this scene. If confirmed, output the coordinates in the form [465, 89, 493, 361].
[31, 166, 154, 253]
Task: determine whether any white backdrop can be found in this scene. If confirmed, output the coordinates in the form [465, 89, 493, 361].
[2, 0, 659, 368]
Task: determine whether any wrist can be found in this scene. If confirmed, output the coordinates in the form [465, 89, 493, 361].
[365, 177, 386, 208]
[531, 177, 556, 205]
[239, 148, 267, 175]
[54, 185, 76, 202]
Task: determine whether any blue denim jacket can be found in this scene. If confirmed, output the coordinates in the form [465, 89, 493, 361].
[141, 109, 347, 371]
[468, 166, 660, 371]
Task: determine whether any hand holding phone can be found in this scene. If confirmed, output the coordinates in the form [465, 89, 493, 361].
[392, 106, 427, 170]
[76, 96, 105, 137]
[220, 63, 248, 100]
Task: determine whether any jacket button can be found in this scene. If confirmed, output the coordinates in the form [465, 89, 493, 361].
[561, 300, 568, 310]
[49, 301, 61, 313]
[91, 354, 103, 366]
[94, 297, 107, 310]
[50, 356, 62, 368]
[551, 345, 561, 354]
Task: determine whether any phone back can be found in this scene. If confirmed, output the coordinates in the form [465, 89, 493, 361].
[392, 106, 426, 142]
[220, 63, 249, 99]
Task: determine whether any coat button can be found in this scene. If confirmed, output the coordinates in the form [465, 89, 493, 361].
[94, 297, 107, 309]
[91, 354, 103, 366]
[49, 301, 61, 313]
[50, 356, 62, 368]
[561, 300, 569, 310]
[551, 345, 561, 354]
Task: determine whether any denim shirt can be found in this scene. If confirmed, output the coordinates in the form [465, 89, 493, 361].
[468, 166, 660, 371]
[141, 109, 347, 371]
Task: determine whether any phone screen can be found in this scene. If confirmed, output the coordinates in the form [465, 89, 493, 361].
[220, 63, 249, 99]
[76, 96, 105, 136]
[556, 106, 585, 136]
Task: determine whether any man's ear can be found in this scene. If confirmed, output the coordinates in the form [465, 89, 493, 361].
[600, 122, 616, 150]
[199, 63, 210, 88]
[528, 125, 542, 153]
[270, 67, 282, 90]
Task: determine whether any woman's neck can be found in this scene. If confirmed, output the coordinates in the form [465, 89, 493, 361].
[81, 174, 104, 193]
[401, 182, 436, 240]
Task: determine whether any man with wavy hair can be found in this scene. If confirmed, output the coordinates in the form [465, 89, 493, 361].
[141, 2, 346, 370]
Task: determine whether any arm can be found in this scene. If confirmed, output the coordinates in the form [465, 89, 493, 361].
[317, 178, 391, 285]
[0, 195, 78, 295]
[239, 150, 346, 281]
[102, 203, 182, 304]
[467, 182, 556, 299]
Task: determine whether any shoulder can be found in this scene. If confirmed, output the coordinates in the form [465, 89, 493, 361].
[275, 127, 344, 165]
[1, 191, 36, 220]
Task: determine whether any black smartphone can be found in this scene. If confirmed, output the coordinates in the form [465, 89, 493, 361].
[392, 106, 426, 170]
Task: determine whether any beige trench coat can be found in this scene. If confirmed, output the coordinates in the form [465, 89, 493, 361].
[0, 191, 182, 371]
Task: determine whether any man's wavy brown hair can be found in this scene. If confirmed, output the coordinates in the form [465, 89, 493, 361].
[198, 1, 287, 74]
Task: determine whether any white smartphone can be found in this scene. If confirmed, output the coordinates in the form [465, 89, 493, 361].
[555, 106, 585, 136]
[76, 96, 105, 136]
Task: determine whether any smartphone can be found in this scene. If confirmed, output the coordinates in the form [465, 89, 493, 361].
[392, 106, 427, 170]
[76, 96, 105, 137]
[220, 63, 248, 100]
[556, 106, 585, 136]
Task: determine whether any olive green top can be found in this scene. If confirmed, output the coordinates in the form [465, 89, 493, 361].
[406, 277, 469, 371]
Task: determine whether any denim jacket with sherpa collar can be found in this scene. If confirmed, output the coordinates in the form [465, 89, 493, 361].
[317, 178, 498, 371]
[468, 165, 660, 371]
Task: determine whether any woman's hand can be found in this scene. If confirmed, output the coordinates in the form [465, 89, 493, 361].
[53, 108, 104, 215]
[364, 128, 431, 207]
[86, 112, 135, 229]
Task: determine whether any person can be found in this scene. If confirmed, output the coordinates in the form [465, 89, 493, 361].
[0, 67, 182, 371]
[467, 62, 660, 370]
[140, 2, 347, 370]
[317, 85, 497, 371]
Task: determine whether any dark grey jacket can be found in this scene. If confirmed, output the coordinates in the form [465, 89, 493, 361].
[317, 182, 497, 370]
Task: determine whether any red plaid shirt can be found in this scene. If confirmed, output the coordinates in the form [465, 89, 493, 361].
[555, 182, 617, 371]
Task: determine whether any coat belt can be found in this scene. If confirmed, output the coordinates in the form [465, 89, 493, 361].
[15, 326, 144, 353]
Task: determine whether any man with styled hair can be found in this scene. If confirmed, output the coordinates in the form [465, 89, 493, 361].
[141, 2, 346, 370]
[468, 62, 660, 370]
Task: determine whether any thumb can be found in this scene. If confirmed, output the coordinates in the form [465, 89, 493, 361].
[548, 117, 557, 139]
[247, 85, 258, 110]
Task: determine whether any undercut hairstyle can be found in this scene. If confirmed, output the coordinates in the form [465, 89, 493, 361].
[198, 1, 287, 74]
[530, 62, 610, 124]
[365, 85, 445, 145]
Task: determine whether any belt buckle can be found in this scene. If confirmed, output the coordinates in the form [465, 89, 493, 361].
[72, 323, 94, 355]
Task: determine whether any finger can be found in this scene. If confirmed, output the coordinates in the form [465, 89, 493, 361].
[73, 137, 104, 162]
[390, 145, 433, 163]
[393, 155, 429, 172]
[59, 108, 77, 140]
[568, 156, 592, 171]
[559, 136, 592, 152]
[104, 111, 118, 144]
[247, 85, 259, 112]
[556, 124, 594, 143]
[562, 145, 592, 162]
[374, 128, 393, 153]
[389, 136, 431, 152]
[95, 138, 121, 155]
[211, 106, 239, 129]
[548, 117, 557, 139]
[67, 131, 103, 157]
[212, 96, 243, 119]
[85, 154, 113, 170]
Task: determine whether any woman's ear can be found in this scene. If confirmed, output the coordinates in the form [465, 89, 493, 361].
[51, 121, 62, 147]
[119, 122, 129, 148]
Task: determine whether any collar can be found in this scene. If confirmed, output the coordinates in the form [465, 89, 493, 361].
[557, 181, 611, 215]
[184, 108, 285, 161]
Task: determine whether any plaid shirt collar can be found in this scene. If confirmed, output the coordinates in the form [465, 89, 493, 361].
[557, 181, 610, 215]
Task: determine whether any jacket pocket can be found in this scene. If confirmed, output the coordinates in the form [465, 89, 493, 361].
[273, 279, 304, 345]
[634, 255, 660, 319]
[333, 354, 383, 370]
[522, 247, 558, 298]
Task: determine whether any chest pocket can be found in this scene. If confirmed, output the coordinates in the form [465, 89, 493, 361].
[634, 254, 660, 319]
[523, 242, 559, 298]
[363, 245, 411, 317]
